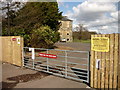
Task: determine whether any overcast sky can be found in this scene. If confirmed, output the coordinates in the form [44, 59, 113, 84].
[58, 0, 120, 34]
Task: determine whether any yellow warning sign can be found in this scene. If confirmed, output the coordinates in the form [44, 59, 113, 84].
[91, 37, 109, 52]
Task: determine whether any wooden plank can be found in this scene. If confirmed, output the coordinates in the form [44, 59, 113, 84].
[2, 37, 11, 63]
[5, 37, 12, 64]
[105, 34, 110, 89]
[90, 35, 95, 88]
[118, 34, 120, 88]
[12, 36, 16, 65]
[0, 36, 23, 66]
[109, 34, 114, 88]
[10, 37, 12, 64]
[94, 34, 98, 88]
[113, 34, 119, 88]
[2, 37, 6, 62]
[21, 37, 24, 67]
[101, 34, 106, 88]
[11, 36, 14, 65]
[97, 34, 102, 88]
[1, 37, 4, 62]
[12, 36, 23, 66]
[0, 37, 2, 61]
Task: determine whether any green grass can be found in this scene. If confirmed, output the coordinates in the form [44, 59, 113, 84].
[73, 39, 91, 43]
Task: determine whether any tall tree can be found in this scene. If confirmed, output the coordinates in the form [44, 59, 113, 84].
[13, 2, 62, 33]
[73, 24, 96, 40]
[2, 2, 62, 47]
[1, 1, 24, 35]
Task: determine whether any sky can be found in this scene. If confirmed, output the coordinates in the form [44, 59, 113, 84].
[58, 0, 120, 34]
[0, 0, 120, 34]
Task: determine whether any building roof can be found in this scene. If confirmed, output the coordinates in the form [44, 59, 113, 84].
[61, 16, 73, 21]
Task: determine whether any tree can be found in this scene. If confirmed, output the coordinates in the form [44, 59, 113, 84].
[74, 24, 87, 40]
[30, 25, 60, 48]
[13, 2, 62, 32]
[73, 24, 96, 40]
[1, 1, 24, 35]
[2, 2, 62, 48]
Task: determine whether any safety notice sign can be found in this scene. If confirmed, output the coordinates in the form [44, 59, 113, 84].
[39, 53, 57, 59]
[91, 37, 109, 52]
[12, 38, 16, 41]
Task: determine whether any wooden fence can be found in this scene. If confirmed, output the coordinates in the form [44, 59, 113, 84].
[90, 33, 120, 89]
[0, 36, 23, 66]
[118, 34, 120, 88]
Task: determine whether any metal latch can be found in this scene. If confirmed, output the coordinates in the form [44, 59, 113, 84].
[96, 59, 100, 70]
[29, 48, 35, 60]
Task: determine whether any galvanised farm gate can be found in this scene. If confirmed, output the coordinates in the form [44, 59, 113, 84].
[1, 34, 120, 89]
[23, 47, 90, 83]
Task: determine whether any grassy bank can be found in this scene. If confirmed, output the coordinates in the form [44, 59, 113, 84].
[73, 39, 91, 43]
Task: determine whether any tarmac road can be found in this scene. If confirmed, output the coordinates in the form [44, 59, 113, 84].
[2, 63, 90, 88]
[2, 42, 91, 88]
[55, 42, 91, 51]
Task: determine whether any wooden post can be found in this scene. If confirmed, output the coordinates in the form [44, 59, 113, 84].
[109, 34, 114, 88]
[105, 34, 110, 89]
[97, 34, 102, 88]
[90, 35, 95, 88]
[100, 34, 106, 88]
[113, 34, 119, 88]
[118, 34, 120, 88]
[94, 35, 98, 88]
[0, 37, 2, 61]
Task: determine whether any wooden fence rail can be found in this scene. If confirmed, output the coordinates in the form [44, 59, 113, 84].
[90, 33, 120, 89]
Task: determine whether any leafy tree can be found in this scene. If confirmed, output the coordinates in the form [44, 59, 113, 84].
[73, 24, 97, 40]
[13, 2, 62, 32]
[1, 1, 24, 35]
[30, 25, 60, 48]
[2, 2, 62, 48]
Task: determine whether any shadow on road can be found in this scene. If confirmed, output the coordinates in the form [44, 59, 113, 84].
[2, 72, 50, 88]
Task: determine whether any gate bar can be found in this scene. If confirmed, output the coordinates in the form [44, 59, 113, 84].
[65, 50, 68, 77]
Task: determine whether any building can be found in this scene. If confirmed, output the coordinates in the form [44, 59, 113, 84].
[58, 16, 73, 42]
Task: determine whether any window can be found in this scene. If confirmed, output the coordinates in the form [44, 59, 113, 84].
[67, 39, 69, 41]
[67, 33, 69, 35]
[67, 21, 69, 27]
[62, 38, 66, 42]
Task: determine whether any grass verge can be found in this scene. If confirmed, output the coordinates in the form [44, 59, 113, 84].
[73, 39, 91, 43]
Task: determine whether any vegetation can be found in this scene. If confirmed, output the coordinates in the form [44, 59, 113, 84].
[2, 2, 62, 48]
[73, 38, 91, 43]
[30, 26, 60, 48]
[73, 31, 96, 40]
[73, 24, 97, 43]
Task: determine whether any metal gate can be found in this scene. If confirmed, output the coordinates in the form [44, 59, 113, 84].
[23, 47, 90, 83]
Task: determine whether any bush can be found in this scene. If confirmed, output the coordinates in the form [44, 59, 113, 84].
[30, 25, 60, 48]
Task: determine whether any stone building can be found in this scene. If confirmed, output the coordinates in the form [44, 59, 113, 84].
[58, 16, 73, 42]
